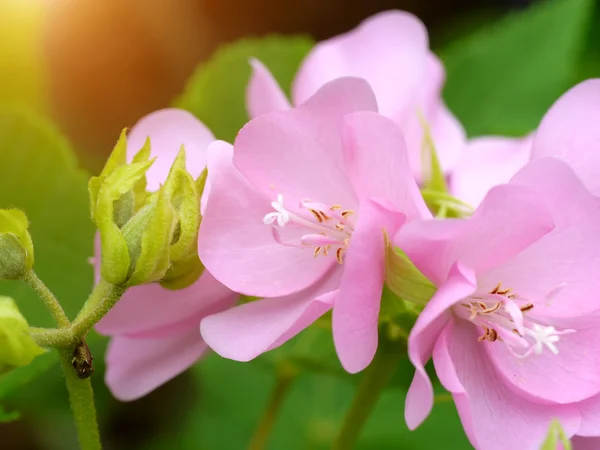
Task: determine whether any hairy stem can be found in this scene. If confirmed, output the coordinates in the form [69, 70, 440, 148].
[248, 365, 297, 450]
[59, 348, 101, 450]
[332, 336, 405, 450]
[72, 280, 126, 337]
[22, 270, 70, 328]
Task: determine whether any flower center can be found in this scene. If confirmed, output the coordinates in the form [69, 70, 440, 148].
[453, 282, 575, 358]
[263, 194, 355, 264]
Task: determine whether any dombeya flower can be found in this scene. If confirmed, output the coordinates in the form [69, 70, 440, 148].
[246, 10, 465, 182]
[95, 109, 237, 401]
[397, 157, 600, 449]
[199, 77, 429, 373]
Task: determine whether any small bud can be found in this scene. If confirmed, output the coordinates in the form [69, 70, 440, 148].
[0, 297, 44, 373]
[89, 130, 155, 285]
[0, 209, 34, 279]
[382, 231, 435, 309]
[541, 420, 571, 450]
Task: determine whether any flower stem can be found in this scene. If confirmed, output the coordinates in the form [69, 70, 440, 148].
[72, 280, 126, 337]
[22, 270, 70, 328]
[59, 348, 101, 450]
[332, 335, 405, 450]
[248, 365, 297, 450]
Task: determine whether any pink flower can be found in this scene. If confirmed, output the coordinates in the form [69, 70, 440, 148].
[396, 157, 600, 449]
[198, 77, 430, 373]
[571, 436, 600, 449]
[451, 78, 600, 207]
[246, 10, 465, 182]
[95, 109, 238, 401]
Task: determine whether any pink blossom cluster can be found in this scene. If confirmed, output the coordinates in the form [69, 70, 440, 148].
[94, 10, 600, 450]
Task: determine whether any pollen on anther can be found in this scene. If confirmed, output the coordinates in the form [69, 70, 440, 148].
[314, 247, 322, 258]
[520, 303, 534, 312]
[341, 210, 354, 218]
[336, 248, 345, 264]
[490, 282, 503, 294]
[335, 223, 345, 231]
[330, 205, 341, 211]
[309, 209, 324, 223]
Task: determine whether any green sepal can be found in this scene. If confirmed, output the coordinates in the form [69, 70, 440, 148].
[94, 160, 155, 284]
[128, 187, 174, 286]
[0, 297, 44, 373]
[384, 232, 436, 307]
[0, 209, 34, 276]
[540, 419, 571, 450]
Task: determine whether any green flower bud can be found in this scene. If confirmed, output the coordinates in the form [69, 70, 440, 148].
[159, 151, 205, 290]
[0, 209, 34, 279]
[0, 297, 44, 373]
[541, 420, 571, 450]
[89, 130, 155, 284]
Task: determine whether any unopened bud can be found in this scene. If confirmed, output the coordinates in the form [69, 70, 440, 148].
[0, 209, 34, 279]
[0, 297, 44, 373]
[381, 232, 435, 321]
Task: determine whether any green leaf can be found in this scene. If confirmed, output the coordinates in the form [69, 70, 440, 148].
[441, 0, 594, 136]
[0, 108, 94, 398]
[0, 108, 95, 326]
[0, 403, 19, 423]
[175, 35, 314, 142]
[148, 355, 469, 450]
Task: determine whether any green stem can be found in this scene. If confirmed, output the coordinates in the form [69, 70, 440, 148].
[71, 281, 126, 337]
[59, 348, 101, 450]
[31, 327, 74, 348]
[22, 270, 70, 328]
[248, 365, 297, 450]
[332, 336, 405, 450]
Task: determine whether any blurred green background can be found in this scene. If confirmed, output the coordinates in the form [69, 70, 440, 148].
[0, 0, 599, 448]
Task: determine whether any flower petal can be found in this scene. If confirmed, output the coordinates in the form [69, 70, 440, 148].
[577, 393, 600, 437]
[572, 436, 600, 450]
[127, 108, 214, 190]
[395, 184, 554, 285]
[246, 58, 292, 118]
[200, 267, 341, 361]
[234, 77, 377, 209]
[332, 200, 406, 373]
[97, 271, 236, 337]
[292, 10, 428, 118]
[532, 79, 600, 196]
[487, 321, 600, 404]
[198, 140, 332, 297]
[105, 327, 208, 401]
[405, 263, 477, 430]
[433, 319, 581, 450]
[483, 158, 600, 318]
[450, 136, 532, 207]
[342, 111, 431, 220]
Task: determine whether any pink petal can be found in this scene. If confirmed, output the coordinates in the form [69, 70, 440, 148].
[105, 327, 208, 401]
[450, 136, 532, 207]
[200, 267, 342, 361]
[198, 140, 332, 297]
[578, 394, 600, 436]
[405, 263, 477, 430]
[487, 321, 600, 404]
[341, 111, 431, 220]
[96, 277, 236, 337]
[399, 54, 465, 180]
[395, 184, 554, 285]
[483, 158, 600, 318]
[292, 10, 428, 118]
[332, 200, 406, 373]
[572, 436, 600, 449]
[531, 79, 600, 196]
[234, 77, 378, 210]
[246, 59, 292, 118]
[127, 108, 214, 190]
[433, 319, 581, 450]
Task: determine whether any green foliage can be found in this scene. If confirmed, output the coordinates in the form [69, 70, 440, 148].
[0, 108, 94, 327]
[149, 355, 469, 450]
[175, 35, 314, 142]
[441, 0, 594, 137]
